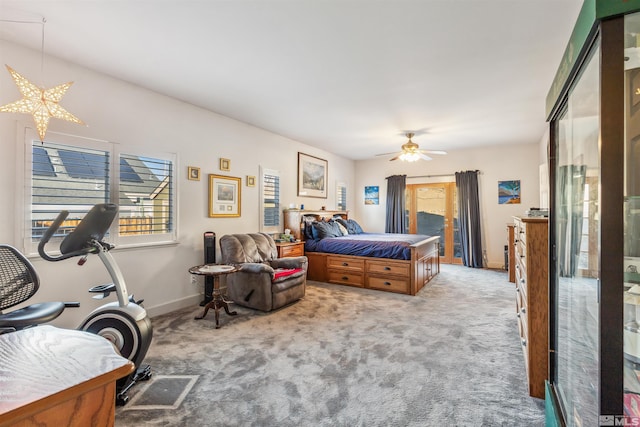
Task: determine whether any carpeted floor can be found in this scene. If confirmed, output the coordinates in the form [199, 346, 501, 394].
[116, 264, 544, 427]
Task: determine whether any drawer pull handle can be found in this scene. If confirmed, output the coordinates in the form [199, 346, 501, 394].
[520, 278, 525, 284]
[521, 307, 526, 314]
[521, 339, 526, 346]
[516, 287, 520, 292]
[384, 266, 391, 271]
[384, 282, 391, 286]
[517, 312, 520, 318]
[342, 276, 349, 280]
[342, 262, 349, 266]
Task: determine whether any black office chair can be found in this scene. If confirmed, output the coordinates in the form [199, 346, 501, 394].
[0, 244, 65, 334]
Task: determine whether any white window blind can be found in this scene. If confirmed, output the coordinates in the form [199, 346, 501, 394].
[25, 132, 176, 252]
[118, 154, 173, 236]
[31, 142, 111, 240]
[261, 168, 280, 230]
[337, 183, 347, 210]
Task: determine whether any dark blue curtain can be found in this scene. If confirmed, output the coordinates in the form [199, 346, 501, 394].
[385, 175, 407, 233]
[557, 165, 586, 277]
[455, 170, 483, 267]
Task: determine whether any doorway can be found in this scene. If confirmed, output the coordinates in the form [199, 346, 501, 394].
[406, 182, 462, 264]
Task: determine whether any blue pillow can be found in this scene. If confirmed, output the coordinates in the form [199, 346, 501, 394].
[335, 218, 364, 234]
[311, 220, 342, 241]
[302, 215, 316, 240]
[348, 219, 364, 234]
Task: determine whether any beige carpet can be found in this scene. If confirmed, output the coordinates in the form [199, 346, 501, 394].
[116, 264, 544, 427]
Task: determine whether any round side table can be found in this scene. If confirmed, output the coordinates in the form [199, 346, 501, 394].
[188, 264, 238, 328]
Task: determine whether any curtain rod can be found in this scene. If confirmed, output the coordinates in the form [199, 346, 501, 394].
[387, 170, 481, 179]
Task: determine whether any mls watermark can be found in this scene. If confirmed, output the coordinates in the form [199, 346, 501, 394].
[600, 415, 640, 426]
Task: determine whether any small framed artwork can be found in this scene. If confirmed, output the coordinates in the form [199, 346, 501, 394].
[498, 180, 521, 204]
[209, 174, 241, 217]
[297, 152, 327, 198]
[187, 166, 200, 181]
[364, 186, 379, 205]
[247, 175, 256, 187]
[220, 158, 231, 172]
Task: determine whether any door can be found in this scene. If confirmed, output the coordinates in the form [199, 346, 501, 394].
[406, 182, 461, 264]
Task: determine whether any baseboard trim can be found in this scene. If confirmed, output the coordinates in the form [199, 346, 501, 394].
[486, 261, 506, 270]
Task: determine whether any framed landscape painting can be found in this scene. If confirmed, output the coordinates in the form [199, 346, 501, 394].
[364, 186, 379, 205]
[297, 152, 327, 198]
[498, 180, 521, 204]
[209, 174, 241, 217]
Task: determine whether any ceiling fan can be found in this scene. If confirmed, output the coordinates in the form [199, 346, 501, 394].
[376, 132, 447, 162]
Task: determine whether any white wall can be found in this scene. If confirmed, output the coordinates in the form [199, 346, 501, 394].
[354, 143, 541, 269]
[0, 41, 355, 327]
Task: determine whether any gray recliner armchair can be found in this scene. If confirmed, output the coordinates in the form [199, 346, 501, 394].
[219, 233, 307, 312]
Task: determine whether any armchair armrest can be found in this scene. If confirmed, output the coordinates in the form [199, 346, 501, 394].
[237, 263, 274, 275]
[270, 256, 308, 270]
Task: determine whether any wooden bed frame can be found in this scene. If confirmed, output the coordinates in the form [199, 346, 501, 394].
[283, 209, 440, 296]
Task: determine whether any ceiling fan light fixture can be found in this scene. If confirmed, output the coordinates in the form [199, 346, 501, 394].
[376, 131, 445, 162]
[399, 151, 420, 162]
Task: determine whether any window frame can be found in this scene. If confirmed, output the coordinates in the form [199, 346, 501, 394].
[260, 166, 280, 233]
[20, 126, 178, 255]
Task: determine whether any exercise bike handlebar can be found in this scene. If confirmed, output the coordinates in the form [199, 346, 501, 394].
[38, 210, 96, 262]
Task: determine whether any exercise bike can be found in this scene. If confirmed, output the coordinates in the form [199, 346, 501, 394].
[2, 203, 153, 405]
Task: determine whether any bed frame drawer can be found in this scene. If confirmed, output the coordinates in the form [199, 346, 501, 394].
[327, 270, 364, 287]
[366, 260, 410, 276]
[327, 256, 364, 272]
[367, 276, 409, 293]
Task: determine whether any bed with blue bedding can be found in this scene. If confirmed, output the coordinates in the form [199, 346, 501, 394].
[304, 233, 432, 260]
[283, 209, 440, 296]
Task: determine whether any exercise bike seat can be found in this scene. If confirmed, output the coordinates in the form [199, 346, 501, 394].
[0, 245, 66, 332]
[0, 302, 66, 329]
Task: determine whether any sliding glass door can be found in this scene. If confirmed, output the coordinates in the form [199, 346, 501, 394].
[552, 43, 601, 426]
[406, 182, 461, 264]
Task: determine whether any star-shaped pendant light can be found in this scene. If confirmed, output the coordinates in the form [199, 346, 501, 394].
[0, 65, 84, 141]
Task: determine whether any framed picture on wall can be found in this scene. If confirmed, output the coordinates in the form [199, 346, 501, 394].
[187, 166, 200, 181]
[209, 174, 241, 217]
[220, 158, 231, 172]
[297, 152, 327, 198]
[498, 180, 521, 204]
[364, 186, 379, 205]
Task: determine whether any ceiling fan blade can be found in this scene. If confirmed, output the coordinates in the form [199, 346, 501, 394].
[389, 154, 401, 161]
[375, 152, 399, 157]
[419, 153, 433, 161]
[420, 150, 447, 155]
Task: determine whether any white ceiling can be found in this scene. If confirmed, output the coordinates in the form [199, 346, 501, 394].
[0, 0, 583, 160]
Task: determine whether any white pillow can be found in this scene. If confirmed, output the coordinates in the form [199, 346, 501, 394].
[336, 222, 349, 236]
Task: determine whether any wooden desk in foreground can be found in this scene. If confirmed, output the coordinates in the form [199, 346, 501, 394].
[0, 325, 134, 427]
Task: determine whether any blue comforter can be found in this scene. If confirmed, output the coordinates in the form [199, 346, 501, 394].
[304, 233, 433, 260]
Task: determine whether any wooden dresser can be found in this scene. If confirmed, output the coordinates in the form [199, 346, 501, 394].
[513, 216, 548, 399]
[507, 223, 515, 283]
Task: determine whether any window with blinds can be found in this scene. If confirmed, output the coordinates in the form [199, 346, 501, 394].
[337, 182, 347, 210]
[29, 139, 175, 245]
[118, 154, 173, 236]
[31, 142, 111, 239]
[262, 169, 280, 229]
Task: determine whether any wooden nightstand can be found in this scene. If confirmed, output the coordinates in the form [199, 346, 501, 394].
[276, 241, 304, 258]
